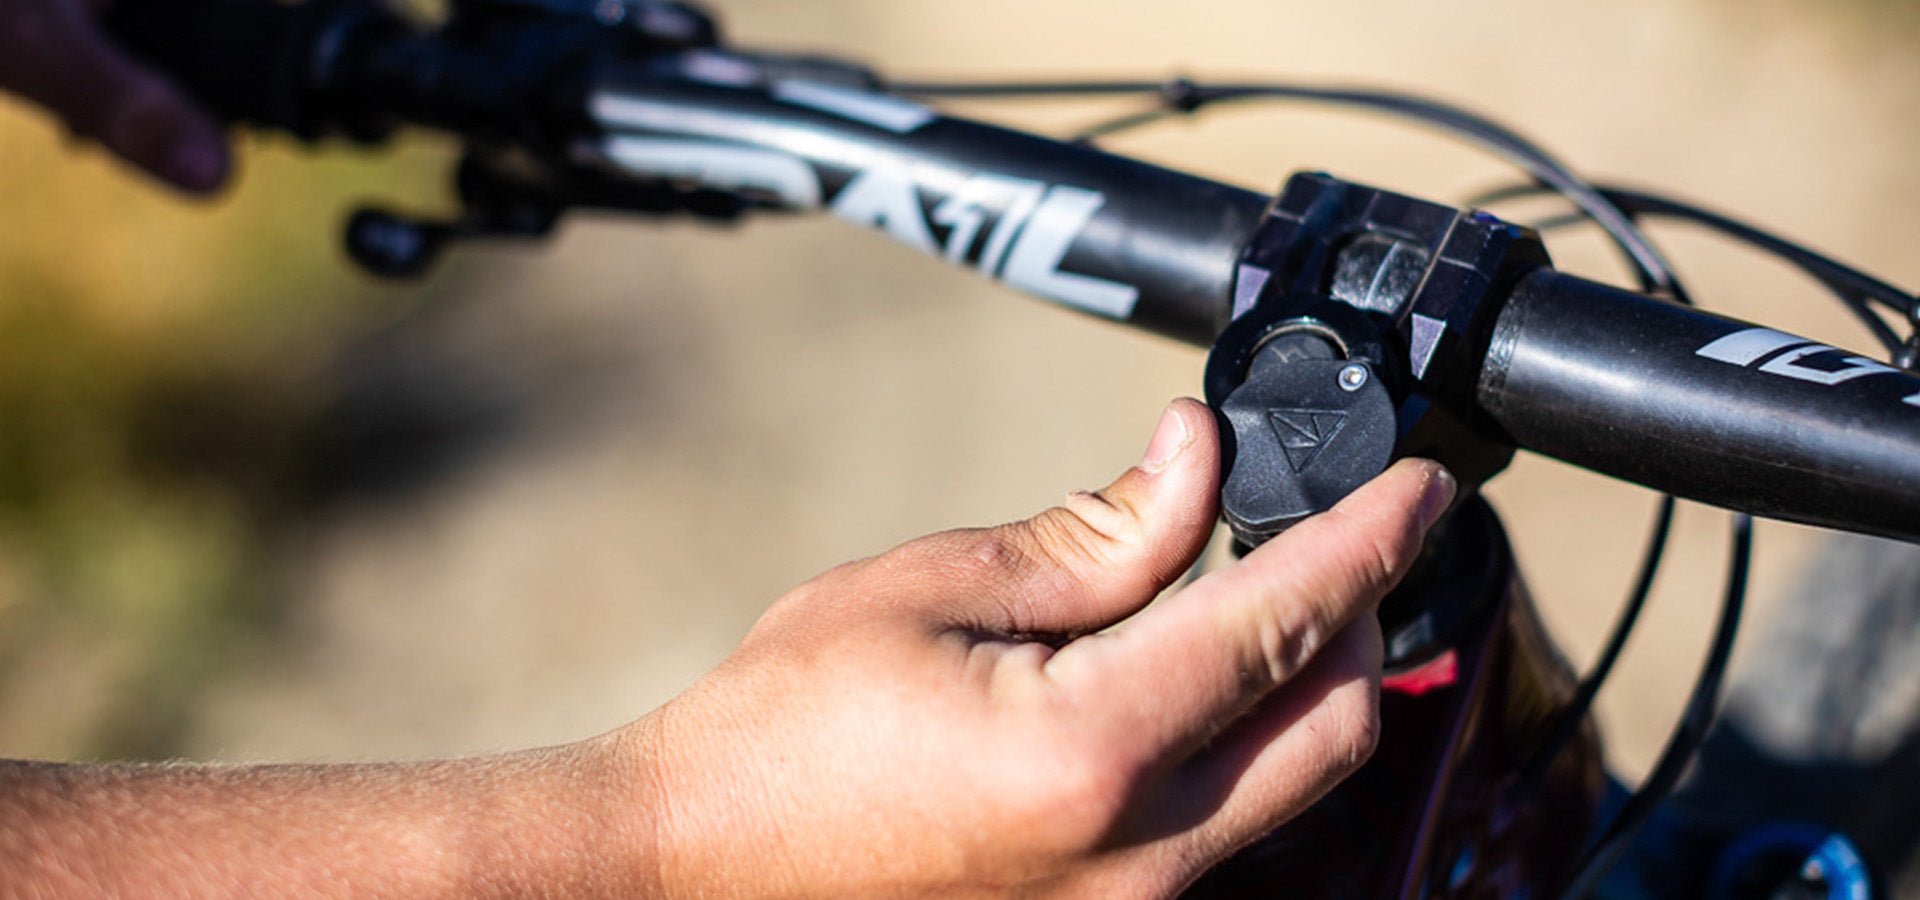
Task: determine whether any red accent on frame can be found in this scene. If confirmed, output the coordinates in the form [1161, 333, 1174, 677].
[1383, 650, 1460, 697]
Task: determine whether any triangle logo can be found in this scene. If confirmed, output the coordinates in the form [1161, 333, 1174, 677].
[1268, 409, 1349, 473]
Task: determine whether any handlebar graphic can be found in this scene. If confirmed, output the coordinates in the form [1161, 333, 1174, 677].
[581, 70, 1270, 345]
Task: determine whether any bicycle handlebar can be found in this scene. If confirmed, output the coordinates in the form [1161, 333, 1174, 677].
[579, 69, 1271, 345]
[105, 0, 1920, 543]
[1484, 270, 1920, 539]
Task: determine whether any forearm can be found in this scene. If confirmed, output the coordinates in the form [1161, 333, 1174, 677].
[0, 733, 659, 898]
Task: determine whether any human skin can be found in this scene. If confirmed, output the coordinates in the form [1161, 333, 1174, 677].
[0, 0, 229, 191]
[0, 400, 1454, 897]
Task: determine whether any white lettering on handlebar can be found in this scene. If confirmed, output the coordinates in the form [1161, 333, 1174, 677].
[829, 158, 938, 252]
[772, 80, 936, 134]
[590, 89, 1141, 320]
[829, 162, 1140, 319]
[1000, 187, 1139, 319]
[601, 136, 823, 207]
[1696, 328, 1809, 367]
[1757, 344, 1899, 385]
[1697, 327, 1910, 393]
[932, 174, 1046, 272]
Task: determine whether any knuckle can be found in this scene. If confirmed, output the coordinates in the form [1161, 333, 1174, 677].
[1063, 487, 1143, 540]
[927, 527, 1032, 585]
[1327, 683, 1382, 773]
[1365, 515, 1424, 585]
[877, 529, 1006, 590]
[947, 530, 1051, 631]
[1315, 504, 1421, 600]
[954, 529, 1024, 579]
[1027, 491, 1142, 566]
[1069, 744, 1138, 809]
[1251, 603, 1316, 689]
[1353, 535, 1405, 600]
[1033, 747, 1133, 845]
[749, 556, 869, 632]
[991, 722, 1140, 852]
[745, 584, 818, 638]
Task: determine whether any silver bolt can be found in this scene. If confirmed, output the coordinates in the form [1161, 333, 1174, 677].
[594, 0, 628, 26]
[1338, 363, 1370, 392]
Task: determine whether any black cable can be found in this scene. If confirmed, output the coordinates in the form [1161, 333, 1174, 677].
[1555, 514, 1752, 900]
[893, 77, 1688, 300]
[1070, 106, 1175, 143]
[1515, 495, 1674, 791]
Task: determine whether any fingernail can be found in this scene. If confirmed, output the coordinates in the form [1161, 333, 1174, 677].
[1417, 465, 1458, 529]
[1139, 404, 1191, 474]
[163, 138, 227, 193]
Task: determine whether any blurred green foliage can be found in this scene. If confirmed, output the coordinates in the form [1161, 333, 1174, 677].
[0, 109, 455, 759]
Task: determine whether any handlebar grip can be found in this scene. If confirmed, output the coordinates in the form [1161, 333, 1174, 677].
[103, 0, 343, 135]
[1479, 269, 1920, 542]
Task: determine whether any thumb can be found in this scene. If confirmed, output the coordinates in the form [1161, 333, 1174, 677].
[0, 0, 229, 192]
[1047, 458, 1452, 757]
[870, 398, 1222, 639]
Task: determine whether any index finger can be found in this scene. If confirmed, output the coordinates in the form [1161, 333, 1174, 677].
[0, 0, 228, 190]
[1042, 459, 1453, 760]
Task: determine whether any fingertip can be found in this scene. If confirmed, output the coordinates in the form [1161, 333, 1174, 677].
[1125, 398, 1222, 557]
[1413, 462, 1457, 530]
[1137, 398, 1214, 475]
[1382, 458, 1456, 531]
[101, 81, 231, 194]
[1166, 397, 1217, 447]
[1108, 398, 1220, 530]
[160, 128, 230, 194]
[1339, 458, 1455, 531]
[1137, 403, 1192, 475]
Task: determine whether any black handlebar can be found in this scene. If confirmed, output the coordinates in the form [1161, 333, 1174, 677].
[103, 0, 1920, 544]
[1483, 270, 1920, 540]
[580, 68, 1271, 345]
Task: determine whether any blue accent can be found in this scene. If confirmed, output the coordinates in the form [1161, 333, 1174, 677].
[1811, 834, 1872, 900]
[1708, 823, 1874, 900]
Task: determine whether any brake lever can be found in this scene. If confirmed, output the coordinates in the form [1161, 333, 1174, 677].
[344, 147, 754, 279]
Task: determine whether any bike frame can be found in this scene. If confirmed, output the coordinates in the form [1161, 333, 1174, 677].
[1192, 499, 1605, 895]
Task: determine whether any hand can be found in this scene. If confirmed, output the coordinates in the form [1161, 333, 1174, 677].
[0, 399, 1453, 897]
[605, 398, 1455, 896]
[0, 0, 229, 191]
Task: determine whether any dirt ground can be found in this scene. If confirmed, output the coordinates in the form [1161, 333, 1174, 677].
[8, 0, 1920, 800]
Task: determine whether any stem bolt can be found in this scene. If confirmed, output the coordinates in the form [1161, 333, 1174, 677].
[1338, 363, 1371, 392]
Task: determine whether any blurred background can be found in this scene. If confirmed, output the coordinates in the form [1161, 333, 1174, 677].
[0, 0, 1916, 860]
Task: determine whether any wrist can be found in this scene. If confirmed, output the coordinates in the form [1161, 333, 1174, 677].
[578, 722, 672, 898]
[457, 733, 666, 897]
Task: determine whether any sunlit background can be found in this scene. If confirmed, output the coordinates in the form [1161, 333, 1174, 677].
[1, 0, 1916, 872]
